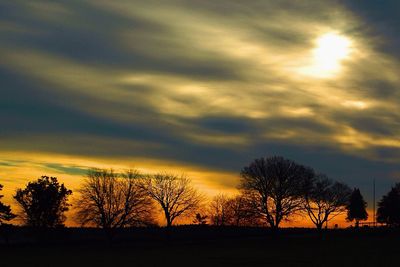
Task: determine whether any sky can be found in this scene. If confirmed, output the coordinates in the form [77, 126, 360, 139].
[1, 0, 400, 226]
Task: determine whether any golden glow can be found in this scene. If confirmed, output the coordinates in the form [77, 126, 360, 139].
[0, 150, 358, 228]
[0, 151, 240, 226]
[334, 126, 400, 150]
[1, 1, 400, 228]
[342, 100, 368, 109]
[300, 32, 352, 78]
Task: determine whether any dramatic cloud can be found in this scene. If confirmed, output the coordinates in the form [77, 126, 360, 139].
[1, 0, 399, 217]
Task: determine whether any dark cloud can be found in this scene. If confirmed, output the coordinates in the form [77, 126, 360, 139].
[190, 117, 255, 134]
[331, 109, 400, 136]
[244, 141, 400, 203]
[340, 0, 400, 59]
[0, 0, 399, 206]
[361, 80, 400, 100]
[0, 1, 242, 81]
[0, 161, 21, 167]
[43, 163, 89, 176]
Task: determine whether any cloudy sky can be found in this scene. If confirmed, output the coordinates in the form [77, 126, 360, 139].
[1, 0, 399, 223]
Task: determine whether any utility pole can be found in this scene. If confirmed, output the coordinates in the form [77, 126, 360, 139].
[373, 178, 376, 227]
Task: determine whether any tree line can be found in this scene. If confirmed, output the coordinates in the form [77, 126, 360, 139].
[0, 156, 399, 236]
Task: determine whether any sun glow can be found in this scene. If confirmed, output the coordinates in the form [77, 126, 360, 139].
[299, 32, 352, 78]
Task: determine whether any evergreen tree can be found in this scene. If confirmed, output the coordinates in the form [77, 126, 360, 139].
[0, 184, 16, 225]
[14, 176, 72, 228]
[377, 183, 400, 227]
[346, 188, 368, 227]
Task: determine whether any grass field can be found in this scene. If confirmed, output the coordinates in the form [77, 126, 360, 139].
[0, 227, 398, 267]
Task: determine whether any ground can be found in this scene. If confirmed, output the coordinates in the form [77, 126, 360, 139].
[0, 227, 398, 267]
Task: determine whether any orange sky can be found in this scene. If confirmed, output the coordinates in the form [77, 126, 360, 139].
[0, 151, 374, 228]
[1, 0, 399, 229]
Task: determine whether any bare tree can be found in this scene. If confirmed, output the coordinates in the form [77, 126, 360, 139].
[75, 169, 155, 240]
[209, 193, 263, 226]
[240, 156, 314, 229]
[209, 193, 232, 226]
[228, 193, 263, 226]
[303, 174, 351, 230]
[143, 173, 202, 227]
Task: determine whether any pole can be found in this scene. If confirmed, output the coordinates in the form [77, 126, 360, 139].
[373, 178, 376, 227]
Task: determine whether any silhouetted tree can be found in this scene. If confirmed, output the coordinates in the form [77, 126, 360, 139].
[209, 194, 233, 226]
[304, 174, 351, 230]
[0, 184, 16, 225]
[75, 169, 155, 240]
[0, 184, 16, 245]
[193, 213, 208, 225]
[229, 193, 264, 226]
[377, 183, 400, 227]
[240, 156, 314, 229]
[209, 193, 262, 226]
[143, 173, 202, 227]
[14, 176, 72, 228]
[346, 188, 368, 227]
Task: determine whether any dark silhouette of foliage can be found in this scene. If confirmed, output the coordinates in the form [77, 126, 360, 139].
[377, 183, 400, 227]
[14, 176, 72, 228]
[240, 156, 314, 229]
[143, 173, 203, 227]
[229, 193, 264, 226]
[209, 194, 232, 226]
[346, 188, 368, 227]
[193, 213, 208, 225]
[0, 184, 16, 225]
[75, 169, 155, 240]
[304, 174, 351, 230]
[209, 193, 262, 226]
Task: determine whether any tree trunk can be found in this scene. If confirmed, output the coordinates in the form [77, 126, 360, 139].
[271, 221, 280, 234]
[165, 210, 172, 228]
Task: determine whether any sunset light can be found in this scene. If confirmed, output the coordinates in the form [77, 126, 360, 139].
[300, 32, 353, 78]
[1, 1, 399, 265]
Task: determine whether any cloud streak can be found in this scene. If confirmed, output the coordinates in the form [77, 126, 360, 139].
[1, 0, 400, 208]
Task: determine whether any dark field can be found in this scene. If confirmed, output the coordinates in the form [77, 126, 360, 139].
[0, 227, 398, 267]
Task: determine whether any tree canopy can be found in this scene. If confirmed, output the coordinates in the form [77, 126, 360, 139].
[75, 169, 155, 229]
[0, 184, 16, 225]
[14, 176, 72, 228]
[144, 173, 203, 227]
[377, 183, 400, 227]
[346, 188, 368, 227]
[304, 174, 351, 230]
[240, 156, 314, 229]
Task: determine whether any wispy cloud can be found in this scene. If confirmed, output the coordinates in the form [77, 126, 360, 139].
[0, 0, 399, 204]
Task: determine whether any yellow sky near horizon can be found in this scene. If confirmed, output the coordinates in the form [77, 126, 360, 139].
[0, 151, 373, 228]
[1, 0, 399, 228]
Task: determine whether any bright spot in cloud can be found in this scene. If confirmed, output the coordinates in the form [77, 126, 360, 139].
[342, 100, 368, 109]
[299, 32, 352, 78]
